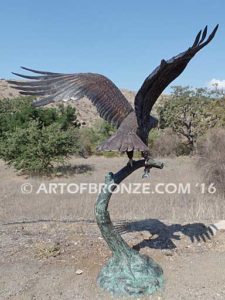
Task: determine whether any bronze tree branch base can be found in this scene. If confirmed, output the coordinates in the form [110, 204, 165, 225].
[95, 159, 164, 297]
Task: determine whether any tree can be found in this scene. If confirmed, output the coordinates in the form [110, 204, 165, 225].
[157, 86, 225, 152]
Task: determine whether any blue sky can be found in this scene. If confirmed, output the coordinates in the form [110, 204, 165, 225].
[0, 0, 224, 92]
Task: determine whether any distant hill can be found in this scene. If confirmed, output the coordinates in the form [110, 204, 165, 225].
[0, 80, 20, 99]
[0, 80, 167, 126]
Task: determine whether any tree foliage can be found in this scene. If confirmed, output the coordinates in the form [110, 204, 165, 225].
[0, 97, 80, 174]
[157, 86, 225, 152]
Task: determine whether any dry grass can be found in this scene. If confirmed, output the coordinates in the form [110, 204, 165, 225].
[34, 241, 61, 259]
[0, 155, 224, 225]
[197, 128, 225, 197]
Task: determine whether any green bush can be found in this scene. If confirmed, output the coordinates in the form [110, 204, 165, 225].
[78, 119, 117, 157]
[0, 97, 80, 174]
[148, 128, 161, 149]
[0, 121, 80, 174]
[0, 98, 80, 132]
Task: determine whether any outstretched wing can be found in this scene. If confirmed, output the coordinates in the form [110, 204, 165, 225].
[8, 68, 133, 128]
[135, 25, 219, 130]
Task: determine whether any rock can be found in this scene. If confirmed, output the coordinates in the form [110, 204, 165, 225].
[76, 269, 83, 275]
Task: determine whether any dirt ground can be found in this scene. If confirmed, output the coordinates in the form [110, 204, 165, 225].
[0, 156, 225, 300]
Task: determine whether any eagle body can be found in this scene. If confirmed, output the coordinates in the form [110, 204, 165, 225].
[98, 111, 157, 153]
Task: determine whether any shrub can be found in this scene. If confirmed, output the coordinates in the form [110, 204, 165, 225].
[197, 128, 225, 196]
[0, 121, 80, 174]
[149, 128, 191, 157]
[78, 119, 116, 157]
[78, 127, 98, 157]
[150, 128, 177, 157]
[0, 97, 80, 174]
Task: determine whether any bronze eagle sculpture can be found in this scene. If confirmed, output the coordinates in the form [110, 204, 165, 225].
[9, 25, 218, 177]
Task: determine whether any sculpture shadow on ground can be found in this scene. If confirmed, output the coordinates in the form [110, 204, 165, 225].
[115, 219, 217, 250]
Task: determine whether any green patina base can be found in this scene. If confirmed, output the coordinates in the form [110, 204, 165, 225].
[95, 160, 165, 297]
[97, 250, 164, 296]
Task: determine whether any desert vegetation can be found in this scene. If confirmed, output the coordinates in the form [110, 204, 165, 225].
[156, 86, 225, 154]
[197, 128, 225, 196]
[0, 86, 225, 190]
[0, 84, 224, 202]
[0, 98, 81, 174]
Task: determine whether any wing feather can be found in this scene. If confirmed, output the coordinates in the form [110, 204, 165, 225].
[8, 71, 133, 127]
[135, 25, 219, 129]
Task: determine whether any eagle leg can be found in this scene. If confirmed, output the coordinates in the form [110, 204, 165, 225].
[142, 150, 151, 179]
[126, 150, 134, 167]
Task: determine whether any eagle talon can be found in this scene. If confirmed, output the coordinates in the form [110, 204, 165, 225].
[128, 159, 133, 168]
[142, 172, 150, 179]
[142, 167, 150, 179]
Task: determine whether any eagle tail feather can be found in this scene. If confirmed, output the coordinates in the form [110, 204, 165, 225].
[97, 131, 149, 153]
